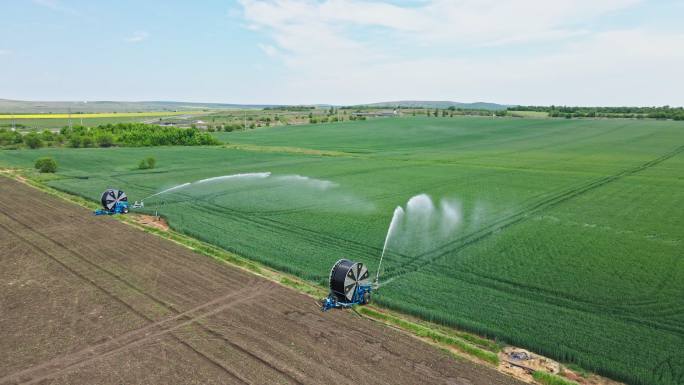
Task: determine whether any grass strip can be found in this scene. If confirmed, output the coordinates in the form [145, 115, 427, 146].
[358, 307, 499, 365]
[533, 371, 579, 385]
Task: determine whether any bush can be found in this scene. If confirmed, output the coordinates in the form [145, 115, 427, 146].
[34, 157, 57, 173]
[81, 135, 94, 147]
[96, 132, 114, 147]
[0, 128, 23, 146]
[138, 157, 156, 169]
[24, 132, 44, 149]
[68, 135, 82, 148]
[41, 130, 55, 142]
[146, 156, 156, 169]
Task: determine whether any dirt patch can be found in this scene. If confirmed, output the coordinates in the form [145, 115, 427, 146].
[128, 213, 169, 231]
[0, 168, 27, 183]
[0, 176, 525, 385]
[499, 347, 560, 382]
[560, 368, 626, 385]
[498, 347, 625, 385]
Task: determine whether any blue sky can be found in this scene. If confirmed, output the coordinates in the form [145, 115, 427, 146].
[1, 0, 682, 105]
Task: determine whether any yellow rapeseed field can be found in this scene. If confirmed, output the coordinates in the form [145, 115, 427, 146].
[0, 111, 194, 119]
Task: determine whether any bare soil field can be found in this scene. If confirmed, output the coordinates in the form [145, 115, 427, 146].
[0, 176, 524, 385]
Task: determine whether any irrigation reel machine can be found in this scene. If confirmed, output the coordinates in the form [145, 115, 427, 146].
[321, 259, 376, 311]
[94, 188, 144, 215]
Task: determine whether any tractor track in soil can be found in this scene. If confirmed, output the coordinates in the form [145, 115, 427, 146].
[0, 208, 256, 385]
[0, 201, 304, 385]
[0, 176, 524, 385]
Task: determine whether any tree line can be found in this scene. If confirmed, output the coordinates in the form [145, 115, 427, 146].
[510, 105, 684, 120]
[0, 122, 221, 149]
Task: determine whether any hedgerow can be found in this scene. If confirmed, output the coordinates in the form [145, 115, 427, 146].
[60, 123, 221, 147]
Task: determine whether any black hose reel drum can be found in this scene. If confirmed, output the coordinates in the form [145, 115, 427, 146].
[329, 259, 370, 302]
[100, 188, 128, 212]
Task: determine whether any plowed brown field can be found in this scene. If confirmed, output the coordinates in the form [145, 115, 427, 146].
[0, 176, 523, 385]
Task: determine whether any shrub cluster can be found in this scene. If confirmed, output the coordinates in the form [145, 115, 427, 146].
[61, 123, 221, 147]
[2, 123, 222, 149]
[34, 157, 57, 173]
[138, 157, 156, 169]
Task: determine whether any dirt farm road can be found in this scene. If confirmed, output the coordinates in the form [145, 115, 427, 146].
[0, 176, 524, 385]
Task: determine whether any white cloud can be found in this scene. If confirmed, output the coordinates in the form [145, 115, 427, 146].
[32, 0, 60, 10]
[258, 43, 279, 57]
[238, 0, 684, 105]
[125, 31, 150, 43]
[240, 0, 641, 46]
[32, 0, 80, 15]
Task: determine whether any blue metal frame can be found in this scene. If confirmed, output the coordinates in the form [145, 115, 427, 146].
[94, 202, 130, 216]
[321, 284, 372, 311]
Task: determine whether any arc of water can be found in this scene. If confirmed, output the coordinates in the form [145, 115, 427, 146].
[375, 206, 404, 286]
[140, 172, 272, 201]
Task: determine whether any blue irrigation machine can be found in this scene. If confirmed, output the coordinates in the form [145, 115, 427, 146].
[321, 259, 373, 311]
[94, 189, 143, 215]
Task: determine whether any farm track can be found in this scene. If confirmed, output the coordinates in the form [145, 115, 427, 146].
[0, 176, 524, 385]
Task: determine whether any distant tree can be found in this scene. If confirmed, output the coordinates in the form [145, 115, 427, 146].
[34, 157, 57, 173]
[95, 132, 114, 147]
[68, 135, 82, 148]
[81, 135, 94, 147]
[41, 130, 55, 143]
[24, 132, 44, 149]
[0, 128, 23, 146]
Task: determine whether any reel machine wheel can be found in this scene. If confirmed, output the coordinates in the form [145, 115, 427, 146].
[100, 189, 128, 211]
[329, 259, 369, 302]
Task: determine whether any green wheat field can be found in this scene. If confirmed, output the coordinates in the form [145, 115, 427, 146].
[2, 116, 683, 385]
